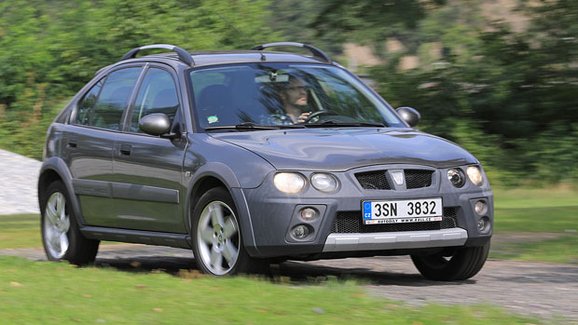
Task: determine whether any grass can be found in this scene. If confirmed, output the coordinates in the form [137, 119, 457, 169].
[491, 235, 578, 264]
[0, 256, 539, 325]
[493, 187, 578, 233]
[494, 206, 577, 233]
[493, 186, 578, 209]
[0, 214, 40, 249]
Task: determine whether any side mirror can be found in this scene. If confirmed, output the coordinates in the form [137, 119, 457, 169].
[396, 106, 421, 127]
[139, 113, 171, 136]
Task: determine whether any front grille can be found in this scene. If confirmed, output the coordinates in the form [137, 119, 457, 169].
[405, 170, 433, 189]
[331, 207, 458, 234]
[355, 171, 391, 190]
[355, 169, 434, 190]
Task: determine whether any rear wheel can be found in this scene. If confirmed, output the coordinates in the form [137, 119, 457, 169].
[191, 187, 268, 276]
[41, 181, 99, 265]
[411, 242, 490, 281]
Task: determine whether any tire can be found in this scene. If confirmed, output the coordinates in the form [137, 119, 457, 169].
[411, 242, 490, 281]
[191, 187, 268, 276]
[40, 181, 99, 265]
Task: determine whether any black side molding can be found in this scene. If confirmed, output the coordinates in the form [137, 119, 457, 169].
[82, 226, 191, 249]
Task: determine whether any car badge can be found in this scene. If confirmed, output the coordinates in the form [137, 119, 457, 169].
[391, 170, 405, 186]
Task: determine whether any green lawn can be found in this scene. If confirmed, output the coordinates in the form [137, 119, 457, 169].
[493, 187, 578, 233]
[0, 214, 40, 249]
[491, 235, 578, 264]
[494, 206, 577, 233]
[493, 187, 578, 209]
[0, 256, 538, 325]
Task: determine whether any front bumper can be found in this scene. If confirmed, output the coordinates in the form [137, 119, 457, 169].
[323, 228, 468, 253]
[234, 164, 493, 258]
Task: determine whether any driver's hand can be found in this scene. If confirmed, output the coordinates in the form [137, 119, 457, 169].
[297, 112, 311, 123]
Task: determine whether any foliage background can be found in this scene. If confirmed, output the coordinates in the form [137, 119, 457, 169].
[0, 0, 576, 186]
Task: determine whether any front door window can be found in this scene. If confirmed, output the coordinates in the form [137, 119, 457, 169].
[129, 68, 180, 133]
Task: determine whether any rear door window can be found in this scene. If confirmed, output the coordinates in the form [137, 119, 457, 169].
[75, 67, 142, 130]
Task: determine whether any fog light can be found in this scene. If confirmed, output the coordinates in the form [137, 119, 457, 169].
[292, 224, 310, 239]
[474, 200, 488, 216]
[300, 207, 318, 221]
[477, 217, 490, 233]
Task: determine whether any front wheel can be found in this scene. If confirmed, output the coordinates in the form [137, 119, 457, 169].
[41, 181, 99, 265]
[411, 242, 490, 281]
[191, 187, 268, 276]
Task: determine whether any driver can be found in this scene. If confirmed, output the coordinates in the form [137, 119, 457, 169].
[280, 76, 311, 123]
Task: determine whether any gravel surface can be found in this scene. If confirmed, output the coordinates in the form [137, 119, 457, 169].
[1, 244, 576, 323]
[0, 149, 41, 215]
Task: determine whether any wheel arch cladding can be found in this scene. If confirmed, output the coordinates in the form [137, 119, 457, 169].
[38, 169, 62, 206]
[187, 172, 258, 255]
[38, 157, 84, 225]
[190, 176, 227, 208]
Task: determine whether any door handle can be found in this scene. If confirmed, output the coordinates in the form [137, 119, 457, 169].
[67, 137, 78, 148]
[119, 144, 132, 156]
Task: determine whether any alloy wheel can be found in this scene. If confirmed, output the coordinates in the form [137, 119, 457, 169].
[196, 201, 240, 275]
[43, 192, 71, 259]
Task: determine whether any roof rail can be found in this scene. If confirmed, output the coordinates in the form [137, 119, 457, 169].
[251, 42, 331, 63]
[121, 44, 194, 66]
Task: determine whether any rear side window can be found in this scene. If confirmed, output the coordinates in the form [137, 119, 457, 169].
[76, 80, 103, 125]
[130, 68, 179, 133]
[75, 67, 142, 130]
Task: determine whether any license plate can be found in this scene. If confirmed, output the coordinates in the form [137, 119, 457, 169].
[362, 198, 443, 225]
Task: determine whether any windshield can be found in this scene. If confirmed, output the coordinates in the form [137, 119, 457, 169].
[189, 63, 405, 130]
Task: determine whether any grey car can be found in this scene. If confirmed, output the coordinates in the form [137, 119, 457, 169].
[38, 42, 493, 280]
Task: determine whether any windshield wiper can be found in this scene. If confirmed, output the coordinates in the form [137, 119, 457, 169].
[205, 122, 278, 131]
[304, 121, 386, 128]
[205, 122, 305, 132]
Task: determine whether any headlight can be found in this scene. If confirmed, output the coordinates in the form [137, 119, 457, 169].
[447, 168, 465, 188]
[467, 166, 484, 186]
[273, 173, 306, 194]
[310, 173, 339, 192]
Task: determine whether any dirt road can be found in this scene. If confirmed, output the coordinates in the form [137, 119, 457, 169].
[2, 244, 576, 323]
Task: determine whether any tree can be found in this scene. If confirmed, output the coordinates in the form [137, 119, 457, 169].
[309, 0, 577, 184]
[0, 0, 277, 159]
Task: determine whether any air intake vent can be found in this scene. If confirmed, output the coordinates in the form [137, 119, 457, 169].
[331, 207, 458, 234]
[355, 171, 391, 190]
[405, 170, 433, 189]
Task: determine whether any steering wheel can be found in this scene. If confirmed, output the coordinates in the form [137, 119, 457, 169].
[303, 110, 339, 123]
[268, 113, 293, 125]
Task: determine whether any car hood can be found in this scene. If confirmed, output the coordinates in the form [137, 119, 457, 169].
[210, 128, 478, 170]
